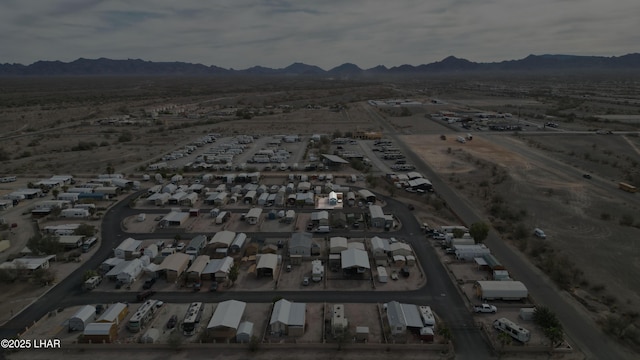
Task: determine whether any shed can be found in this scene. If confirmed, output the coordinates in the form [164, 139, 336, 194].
[236, 321, 254, 343]
[140, 328, 160, 343]
[389, 242, 412, 257]
[58, 235, 85, 249]
[207, 300, 247, 340]
[82, 322, 117, 343]
[519, 308, 536, 321]
[186, 235, 208, 256]
[96, 302, 128, 325]
[163, 211, 189, 227]
[143, 244, 158, 259]
[69, 305, 97, 331]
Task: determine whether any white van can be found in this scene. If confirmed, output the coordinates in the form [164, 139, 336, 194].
[533, 228, 546, 239]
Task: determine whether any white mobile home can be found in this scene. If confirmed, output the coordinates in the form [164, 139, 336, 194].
[60, 208, 90, 218]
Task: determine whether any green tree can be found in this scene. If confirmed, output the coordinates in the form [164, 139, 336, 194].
[27, 234, 63, 255]
[74, 224, 96, 237]
[469, 222, 490, 244]
[544, 326, 564, 347]
[51, 188, 60, 199]
[83, 270, 99, 281]
[452, 228, 465, 239]
[228, 264, 239, 287]
[437, 324, 452, 344]
[497, 331, 512, 357]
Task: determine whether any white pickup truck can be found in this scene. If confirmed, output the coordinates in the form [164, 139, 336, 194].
[473, 304, 497, 313]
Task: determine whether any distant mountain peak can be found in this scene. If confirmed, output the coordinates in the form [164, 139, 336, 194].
[1, 54, 639, 76]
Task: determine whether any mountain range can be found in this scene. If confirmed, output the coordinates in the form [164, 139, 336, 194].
[1, 54, 639, 76]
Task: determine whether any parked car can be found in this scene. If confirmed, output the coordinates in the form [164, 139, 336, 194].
[166, 315, 178, 329]
[473, 304, 498, 313]
[209, 281, 218, 292]
[302, 277, 310, 286]
[193, 283, 201, 292]
[176, 242, 186, 251]
[390, 271, 399, 281]
[286, 265, 292, 272]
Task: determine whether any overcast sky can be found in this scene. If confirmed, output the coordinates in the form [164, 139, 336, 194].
[2, 0, 638, 70]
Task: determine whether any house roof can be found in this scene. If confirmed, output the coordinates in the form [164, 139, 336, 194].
[97, 303, 127, 323]
[330, 237, 348, 250]
[341, 248, 370, 269]
[256, 253, 278, 270]
[270, 299, 306, 326]
[290, 232, 313, 248]
[202, 256, 233, 275]
[247, 207, 263, 218]
[187, 235, 208, 250]
[160, 253, 191, 272]
[237, 321, 254, 336]
[370, 236, 390, 252]
[57, 235, 84, 245]
[209, 231, 236, 246]
[369, 204, 384, 219]
[163, 211, 189, 223]
[116, 237, 142, 252]
[187, 255, 210, 274]
[106, 258, 143, 277]
[0, 255, 55, 270]
[386, 301, 424, 329]
[70, 305, 97, 322]
[83, 322, 115, 335]
[207, 300, 246, 330]
[321, 154, 349, 164]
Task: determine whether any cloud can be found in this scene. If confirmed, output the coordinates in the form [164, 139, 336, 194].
[1, 0, 639, 69]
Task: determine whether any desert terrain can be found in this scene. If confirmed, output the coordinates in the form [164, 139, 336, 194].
[1, 74, 639, 358]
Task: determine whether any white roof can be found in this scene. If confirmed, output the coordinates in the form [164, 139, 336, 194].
[247, 207, 263, 218]
[202, 256, 233, 275]
[389, 242, 412, 253]
[271, 299, 306, 327]
[330, 237, 348, 250]
[370, 236, 390, 253]
[290, 232, 313, 249]
[70, 305, 96, 323]
[160, 253, 191, 272]
[369, 204, 384, 219]
[386, 301, 423, 329]
[0, 255, 55, 270]
[209, 230, 236, 246]
[102, 257, 124, 267]
[163, 211, 189, 223]
[207, 300, 246, 330]
[83, 322, 115, 335]
[116, 237, 142, 252]
[256, 253, 278, 270]
[106, 258, 143, 277]
[477, 280, 527, 292]
[187, 255, 210, 274]
[237, 321, 254, 336]
[97, 303, 127, 323]
[341, 248, 370, 269]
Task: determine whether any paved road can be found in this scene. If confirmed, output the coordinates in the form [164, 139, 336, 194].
[363, 103, 635, 360]
[0, 188, 492, 358]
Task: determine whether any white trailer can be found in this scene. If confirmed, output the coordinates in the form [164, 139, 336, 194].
[493, 318, 530, 343]
[476, 281, 528, 301]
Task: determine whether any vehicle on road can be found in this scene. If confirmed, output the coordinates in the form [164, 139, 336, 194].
[619, 182, 637, 193]
[142, 278, 156, 290]
[473, 304, 497, 313]
[533, 228, 546, 239]
[136, 290, 156, 302]
[408, 204, 415, 210]
[582, 174, 592, 179]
